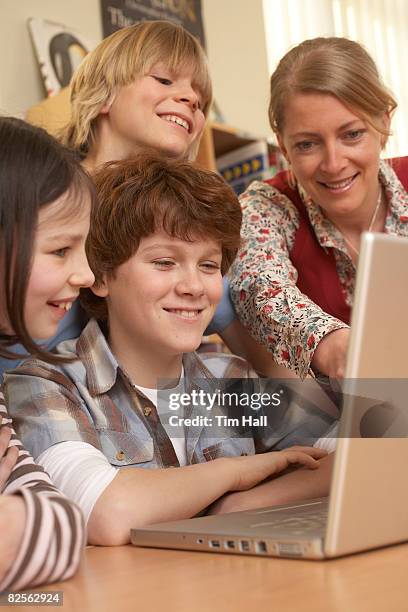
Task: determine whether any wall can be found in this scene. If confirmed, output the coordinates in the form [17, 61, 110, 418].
[0, 0, 271, 138]
[202, 0, 271, 138]
[0, 0, 102, 116]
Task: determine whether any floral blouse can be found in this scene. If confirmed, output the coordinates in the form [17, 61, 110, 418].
[230, 160, 408, 378]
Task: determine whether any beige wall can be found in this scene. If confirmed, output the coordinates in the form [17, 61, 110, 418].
[0, 0, 271, 138]
[203, 0, 271, 137]
[0, 0, 102, 116]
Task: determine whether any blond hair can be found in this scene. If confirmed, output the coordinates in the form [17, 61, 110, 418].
[61, 20, 212, 157]
[269, 37, 397, 142]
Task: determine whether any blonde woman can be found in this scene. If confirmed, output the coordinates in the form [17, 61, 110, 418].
[230, 37, 408, 379]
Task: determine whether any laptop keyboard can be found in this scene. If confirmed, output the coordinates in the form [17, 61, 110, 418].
[251, 507, 328, 535]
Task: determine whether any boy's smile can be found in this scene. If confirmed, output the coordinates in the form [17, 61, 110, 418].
[101, 62, 205, 160]
[92, 231, 223, 386]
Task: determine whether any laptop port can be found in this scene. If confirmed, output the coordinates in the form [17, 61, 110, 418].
[196, 538, 204, 544]
[240, 540, 250, 552]
[209, 539, 221, 548]
[256, 541, 267, 554]
[225, 540, 236, 550]
[277, 542, 303, 557]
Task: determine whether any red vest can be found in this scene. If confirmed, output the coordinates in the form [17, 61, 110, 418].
[265, 158, 408, 324]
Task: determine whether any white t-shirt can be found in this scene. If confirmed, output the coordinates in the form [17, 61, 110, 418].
[134, 371, 187, 467]
[37, 441, 118, 524]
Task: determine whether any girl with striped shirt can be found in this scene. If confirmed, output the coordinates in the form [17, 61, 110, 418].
[0, 117, 95, 590]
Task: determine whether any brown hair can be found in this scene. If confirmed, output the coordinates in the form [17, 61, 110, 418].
[61, 20, 212, 158]
[269, 37, 397, 142]
[81, 154, 242, 320]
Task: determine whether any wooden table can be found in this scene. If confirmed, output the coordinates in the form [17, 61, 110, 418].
[11, 542, 408, 612]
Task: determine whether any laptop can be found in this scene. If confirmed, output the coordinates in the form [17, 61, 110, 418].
[131, 233, 408, 559]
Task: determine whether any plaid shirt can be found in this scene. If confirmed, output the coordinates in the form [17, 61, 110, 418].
[4, 319, 336, 468]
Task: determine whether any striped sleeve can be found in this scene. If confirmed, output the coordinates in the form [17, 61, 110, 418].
[0, 391, 85, 592]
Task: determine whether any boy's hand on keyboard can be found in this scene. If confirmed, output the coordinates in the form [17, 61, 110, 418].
[230, 446, 327, 491]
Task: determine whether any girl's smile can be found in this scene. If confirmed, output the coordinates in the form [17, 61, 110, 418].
[24, 192, 94, 339]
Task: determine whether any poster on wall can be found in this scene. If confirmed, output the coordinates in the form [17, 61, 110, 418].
[28, 18, 94, 97]
[100, 0, 205, 48]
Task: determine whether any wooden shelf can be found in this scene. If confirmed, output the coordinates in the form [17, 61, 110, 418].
[212, 122, 268, 156]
